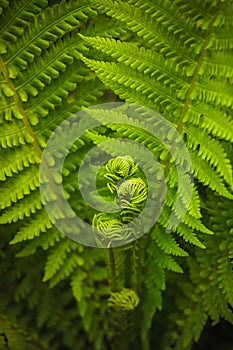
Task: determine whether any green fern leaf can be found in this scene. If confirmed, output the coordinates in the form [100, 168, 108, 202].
[43, 239, 77, 282]
[0, 0, 47, 51]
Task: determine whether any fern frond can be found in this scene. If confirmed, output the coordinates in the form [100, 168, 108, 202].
[152, 225, 187, 257]
[80, 35, 188, 83]
[91, 0, 198, 64]
[189, 150, 232, 199]
[0, 0, 126, 255]
[0, 144, 40, 180]
[0, 189, 42, 223]
[10, 209, 52, 244]
[0, 165, 39, 209]
[163, 190, 233, 349]
[1, 1, 233, 349]
[0, 0, 47, 52]
[82, 0, 233, 205]
[43, 239, 77, 282]
[184, 124, 232, 187]
[81, 59, 182, 115]
[15, 227, 63, 257]
[0, 120, 33, 147]
[3, 0, 96, 70]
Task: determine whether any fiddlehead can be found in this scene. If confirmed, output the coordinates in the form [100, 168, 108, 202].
[104, 155, 140, 193]
[92, 155, 146, 348]
[117, 177, 148, 223]
[108, 288, 139, 310]
[93, 213, 134, 248]
[92, 155, 148, 248]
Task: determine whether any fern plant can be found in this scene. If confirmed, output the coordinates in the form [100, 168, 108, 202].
[79, 1, 233, 346]
[0, 0, 233, 349]
[0, 1, 125, 349]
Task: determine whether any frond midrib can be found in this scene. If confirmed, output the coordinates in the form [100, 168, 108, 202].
[0, 57, 42, 158]
[176, 2, 222, 133]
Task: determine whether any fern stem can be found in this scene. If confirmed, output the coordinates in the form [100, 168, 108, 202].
[108, 248, 117, 292]
[0, 58, 42, 158]
[163, 2, 222, 177]
[0, 59, 78, 220]
[124, 249, 132, 288]
[176, 2, 222, 134]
